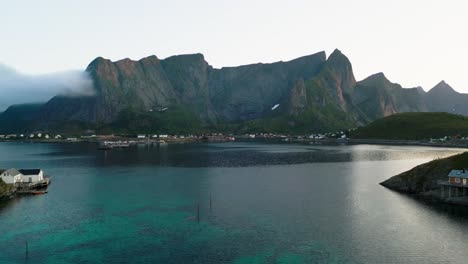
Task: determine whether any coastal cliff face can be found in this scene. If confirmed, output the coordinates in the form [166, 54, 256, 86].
[37, 51, 329, 129]
[0, 49, 466, 133]
[380, 152, 468, 199]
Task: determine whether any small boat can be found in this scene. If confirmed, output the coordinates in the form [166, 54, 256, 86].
[98, 144, 113, 150]
[31, 190, 48, 195]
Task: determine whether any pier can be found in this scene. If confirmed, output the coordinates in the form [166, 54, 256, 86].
[438, 169, 468, 201]
[438, 180, 468, 199]
[15, 177, 51, 195]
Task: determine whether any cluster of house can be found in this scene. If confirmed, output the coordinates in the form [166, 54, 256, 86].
[137, 134, 169, 139]
[0, 169, 45, 184]
[239, 131, 350, 141]
[430, 136, 468, 143]
[0, 133, 62, 139]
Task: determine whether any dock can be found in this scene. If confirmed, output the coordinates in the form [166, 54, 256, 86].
[15, 177, 51, 195]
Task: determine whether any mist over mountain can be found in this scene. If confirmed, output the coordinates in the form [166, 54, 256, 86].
[0, 64, 94, 110]
[0, 50, 466, 134]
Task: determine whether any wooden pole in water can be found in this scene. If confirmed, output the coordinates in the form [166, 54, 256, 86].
[25, 241, 28, 256]
[209, 194, 212, 211]
[197, 204, 200, 223]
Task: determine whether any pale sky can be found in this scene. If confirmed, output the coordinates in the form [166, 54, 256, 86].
[1, 0, 467, 92]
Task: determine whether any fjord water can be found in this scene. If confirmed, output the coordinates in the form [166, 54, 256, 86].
[1, 142, 468, 264]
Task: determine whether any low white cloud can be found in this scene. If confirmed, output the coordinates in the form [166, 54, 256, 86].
[0, 64, 94, 111]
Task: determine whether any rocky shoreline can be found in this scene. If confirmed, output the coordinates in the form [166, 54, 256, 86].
[380, 152, 468, 206]
[0, 180, 15, 201]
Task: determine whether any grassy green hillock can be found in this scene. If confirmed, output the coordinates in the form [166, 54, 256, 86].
[351, 112, 468, 140]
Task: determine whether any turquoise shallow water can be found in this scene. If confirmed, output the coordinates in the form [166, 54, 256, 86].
[1, 142, 468, 263]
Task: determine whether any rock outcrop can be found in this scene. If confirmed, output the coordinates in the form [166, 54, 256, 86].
[381, 152, 468, 204]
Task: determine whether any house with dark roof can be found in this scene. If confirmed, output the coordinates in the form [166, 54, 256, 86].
[19, 169, 44, 183]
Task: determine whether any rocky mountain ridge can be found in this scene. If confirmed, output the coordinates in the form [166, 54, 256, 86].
[0, 49, 465, 134]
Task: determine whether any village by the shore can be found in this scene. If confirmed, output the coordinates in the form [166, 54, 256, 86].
[2, 129, 468, 150]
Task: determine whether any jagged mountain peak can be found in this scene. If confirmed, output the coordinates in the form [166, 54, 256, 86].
[323, 49, 355, 84]
[428, 80, 457, 95]
[330, 48, 343, 56]
[163, 53, 206, 63]
[358, 72, 393, 87]
[86, 57, 112, 70]
[285, 51, 326, 64]
[415, 86, 425, 94]
[327, 49, 350, 64]
[369, 72, 387, 80]
[1, 49, 465, 134]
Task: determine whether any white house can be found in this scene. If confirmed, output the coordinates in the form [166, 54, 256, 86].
[137, 134, 146, 139]
[19, 169, 44, 183]
[0, 169, 23, 184]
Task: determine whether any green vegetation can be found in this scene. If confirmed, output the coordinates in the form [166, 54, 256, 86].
[0, 177, 13, 199]
[106, 106, 206, 134]
[352, 112, 468, 140]
[238, 109, 353, 134]
[0, 103, 42, 134]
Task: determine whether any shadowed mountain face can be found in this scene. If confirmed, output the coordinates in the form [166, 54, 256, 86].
[425, 81, 468, 115]
[0, 50, 465, 134]
[37, 51, 328, 128]
[0, 103, 43, 133]
[352, 73, 427, 121]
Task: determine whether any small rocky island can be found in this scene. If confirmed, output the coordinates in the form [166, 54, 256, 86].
[381, 152, 468, 205]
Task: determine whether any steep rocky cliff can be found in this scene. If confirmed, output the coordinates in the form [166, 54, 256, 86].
[0, 49, 466, 134]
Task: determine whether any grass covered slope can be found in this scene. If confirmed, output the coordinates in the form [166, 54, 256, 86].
[352, 112, 468, 140]
[381, 152, 468, 195]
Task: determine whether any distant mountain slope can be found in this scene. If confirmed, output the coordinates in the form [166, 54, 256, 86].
[0, 103, 43, 133]
[38, 51, 328, 129]
[351, 112, 468, 140]
[352, 73, 427, 121]
[425, 81, 468, 115]
[1, 49, 467, 134]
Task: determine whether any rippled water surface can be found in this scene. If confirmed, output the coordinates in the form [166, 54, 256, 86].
[1, 142, 468, 263]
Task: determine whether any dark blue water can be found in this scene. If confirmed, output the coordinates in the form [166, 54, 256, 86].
[0, 142, 467, 263]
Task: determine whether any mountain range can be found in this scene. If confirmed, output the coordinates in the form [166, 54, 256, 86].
[0, 49, 465, 134]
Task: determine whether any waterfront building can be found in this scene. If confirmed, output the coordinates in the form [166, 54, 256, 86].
[439, 169, 468, 198]
[0, 169, 23, 184]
